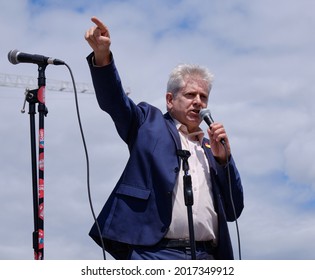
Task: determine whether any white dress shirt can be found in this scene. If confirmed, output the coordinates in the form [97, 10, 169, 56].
[165, 121, 218, 242]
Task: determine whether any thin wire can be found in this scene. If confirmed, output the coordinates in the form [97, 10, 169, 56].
[64, 63, 106, 260]
[222, 142, 242, 260]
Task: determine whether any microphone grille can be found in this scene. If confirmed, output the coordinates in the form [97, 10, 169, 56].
[8, 49, 20, 65]
[199, 108, 211, 119]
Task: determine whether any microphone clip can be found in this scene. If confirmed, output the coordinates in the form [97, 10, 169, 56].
[176, 149, 191, 172]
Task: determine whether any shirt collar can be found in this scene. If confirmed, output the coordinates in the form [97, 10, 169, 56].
[173, 118, 204, 144]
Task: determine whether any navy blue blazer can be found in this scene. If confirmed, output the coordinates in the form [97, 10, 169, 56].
[87, 53, 244, 260]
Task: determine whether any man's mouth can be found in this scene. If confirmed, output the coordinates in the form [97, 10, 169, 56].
[192, 109, 200, 115]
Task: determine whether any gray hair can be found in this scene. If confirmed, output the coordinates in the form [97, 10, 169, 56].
[166, 64, 214, 96]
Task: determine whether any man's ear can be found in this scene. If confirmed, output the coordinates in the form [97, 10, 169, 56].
[166, 92, 173, 110]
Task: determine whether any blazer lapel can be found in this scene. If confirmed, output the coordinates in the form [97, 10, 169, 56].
[164, 112, 181, 149]
[202, 138, 218, 175]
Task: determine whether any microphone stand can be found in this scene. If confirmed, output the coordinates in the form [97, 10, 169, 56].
[22, 64, 48, 260]
[176, 150, 196, 260]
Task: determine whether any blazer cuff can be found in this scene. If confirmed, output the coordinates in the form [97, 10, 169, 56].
[86, 51, 114, 67]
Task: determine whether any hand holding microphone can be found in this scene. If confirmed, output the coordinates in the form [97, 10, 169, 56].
[199, 108, 231, 164]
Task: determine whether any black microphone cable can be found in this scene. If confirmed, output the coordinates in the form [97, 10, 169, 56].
[200, 109, 242, 260]
[64, 63, 107, 260]
[221, 141, 242, 260]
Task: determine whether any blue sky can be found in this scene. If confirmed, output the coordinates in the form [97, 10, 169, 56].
[0, 0, 315, 260]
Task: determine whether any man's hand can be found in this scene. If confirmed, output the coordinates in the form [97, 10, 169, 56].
[85, 16, 111, 66]
[207, 123, 231, 164]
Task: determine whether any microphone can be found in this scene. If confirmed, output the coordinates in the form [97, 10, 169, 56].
[199, 108, 214, 126]
[8, 49, 65, 66]
[199, 108, 226, 145]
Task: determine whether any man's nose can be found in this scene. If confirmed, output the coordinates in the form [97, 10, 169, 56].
[193, 94, 202, 105]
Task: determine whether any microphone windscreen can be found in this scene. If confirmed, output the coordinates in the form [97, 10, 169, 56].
[199, 108, 211, 120]
[8, 49, 20, 65]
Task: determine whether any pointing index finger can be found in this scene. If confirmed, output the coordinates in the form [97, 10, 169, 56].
[91, 16, 108, 32]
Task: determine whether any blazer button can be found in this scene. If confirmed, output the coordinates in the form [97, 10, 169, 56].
[174, 167, 179, 173]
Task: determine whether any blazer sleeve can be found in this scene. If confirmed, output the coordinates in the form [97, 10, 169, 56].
[215, 157, 244, 221]
[203, 139, 244, 222]
[86, 52, 145, 145]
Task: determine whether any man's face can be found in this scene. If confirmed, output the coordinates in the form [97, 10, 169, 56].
[166, 77, 209, 133]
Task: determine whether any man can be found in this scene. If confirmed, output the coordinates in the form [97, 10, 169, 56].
[85, 16, 244, 260]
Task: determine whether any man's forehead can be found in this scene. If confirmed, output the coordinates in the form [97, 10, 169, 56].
[182, 77, 209, 93]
